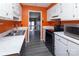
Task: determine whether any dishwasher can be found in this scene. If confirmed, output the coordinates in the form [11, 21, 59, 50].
[45, 19, 64, 55]
[45, 30, 54, 55]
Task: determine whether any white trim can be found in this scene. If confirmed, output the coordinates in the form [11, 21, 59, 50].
[28, 10, 42, 42]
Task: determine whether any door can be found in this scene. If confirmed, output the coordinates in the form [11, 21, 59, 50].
[28, 11, 42, 42]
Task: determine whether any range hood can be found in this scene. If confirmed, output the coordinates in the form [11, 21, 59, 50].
[51, 15, 61, 20]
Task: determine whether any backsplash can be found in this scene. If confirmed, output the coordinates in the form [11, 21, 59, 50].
[45, 20, 79, 26]
[0, 20, 21, 33]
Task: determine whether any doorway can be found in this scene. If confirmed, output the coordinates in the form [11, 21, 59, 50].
[28, 10, 42, 42]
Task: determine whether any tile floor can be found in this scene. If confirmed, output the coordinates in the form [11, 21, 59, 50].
[21, 31, 52, 56]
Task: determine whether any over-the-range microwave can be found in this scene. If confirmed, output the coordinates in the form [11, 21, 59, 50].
[64, 24, 79, 40]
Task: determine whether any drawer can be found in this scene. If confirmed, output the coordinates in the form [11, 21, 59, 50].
[55, 34, 68, 45]
[58, 36, 68, 46]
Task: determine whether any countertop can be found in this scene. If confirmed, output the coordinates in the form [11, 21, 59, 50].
[54, 32, 79, 45]
[0, 27, 27, 56]
[43, 26, 54, 30]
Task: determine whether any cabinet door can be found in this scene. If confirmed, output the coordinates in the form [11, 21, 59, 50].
[75, 3, 79, 20]
[0, 4, 6, 19]
[12, 3, 22, 21]
[47, 6, 55, 21]
[55, 39, 68, 56]
[55, 35, 68, 56]
[0, 3, 13, 20]
[52, 4, 57, 16]
[47, 4, 57, 21]
[55, 4, 61, 17]
[61, 3, 74, 20]
[4, 3, 13, 20]
[68, 41, 79, 56]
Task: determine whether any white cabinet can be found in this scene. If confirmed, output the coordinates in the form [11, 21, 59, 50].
[55, 34, 68, 56]
[73, 3, 79, 20]
[47, 4, 60, 21]
[0, 4, 5, 18]
[4, 3, 13, 20]
[47, 4, 62, 21]
[55, 40, 68, 56]
[60, 3, 74, 20]
[68, 41, 79, 56]
[0, 3, 13, 20]
[47, 6, 54, 21]
[47, 3, 79, 21]
[55, 4, 61, 17]
[0, 3, 22, 21]
[12, 3, 22, 21]
[47, 3, 75, 21]
[55, 37, 68, 56]
[61, 3, 79, 20]
[55, 33, 79, 56]
[0, 3, 10, 19]
[76, 3, 79, 19]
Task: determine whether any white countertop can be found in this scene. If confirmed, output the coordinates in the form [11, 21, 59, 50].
[0, 27, 28, 56]
[43, 26, 54, 30]
[54, 32, 79, 45]
[0, 27, 28, 38]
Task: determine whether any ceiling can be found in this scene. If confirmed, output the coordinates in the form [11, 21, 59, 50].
[30, 12, 40, 18]
[22, 3, 51, 7]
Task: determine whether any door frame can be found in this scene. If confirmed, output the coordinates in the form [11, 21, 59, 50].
[28, 10, 42, 42]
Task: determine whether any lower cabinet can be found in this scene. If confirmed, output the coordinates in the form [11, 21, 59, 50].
[68, 41, 79, 56]
[55, 34, 79, 56]
[55, 39, 68, 56]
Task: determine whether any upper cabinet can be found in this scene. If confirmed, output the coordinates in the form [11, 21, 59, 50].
[47, 4, 61, 21]
[0, 3, 13, 20]
[60, 3, 74, 20]
[12, 3, 22, 21]
[73, 3, 79, 20]
[0, 3, 22, 21]
[47, 3, 79, 21]
[55, 4, 61, 17]
[61, 3, 79, 20]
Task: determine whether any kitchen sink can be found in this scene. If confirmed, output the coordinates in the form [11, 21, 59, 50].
[4, 30, 25, 37]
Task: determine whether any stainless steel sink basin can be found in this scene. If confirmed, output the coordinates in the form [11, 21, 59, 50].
[4, 30, 25, 37]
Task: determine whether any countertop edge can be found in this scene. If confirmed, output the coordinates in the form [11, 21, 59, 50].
[54, 32, 79, 45]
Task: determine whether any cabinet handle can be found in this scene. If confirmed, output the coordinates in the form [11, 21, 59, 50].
[75, 3, 77, 8]
[66, 50, 70, 56]
[57, 39, 60, 41]
[6, 13, 8, 16]
[12, 6, 14, 9]
[73, 14, 75, 18]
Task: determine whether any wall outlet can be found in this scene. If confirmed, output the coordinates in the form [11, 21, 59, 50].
[0, 23, 3, 25]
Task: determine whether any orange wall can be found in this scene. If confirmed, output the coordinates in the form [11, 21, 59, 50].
[21, 4, 58, 27]
[47, 3, 57, 10]
[47, 20, 79, 26]
[0, 20, 21, 33]
[61, 20, 79, 25]
[21, 5, 48, 27]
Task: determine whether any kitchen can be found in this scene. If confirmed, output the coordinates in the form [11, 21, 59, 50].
[0, 3, 79, 56]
